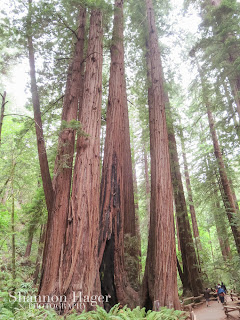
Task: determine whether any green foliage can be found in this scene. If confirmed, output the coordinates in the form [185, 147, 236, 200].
[73, 305, 189, 320]
[124, 234, 140, 291]
[60, 120, 89, 138]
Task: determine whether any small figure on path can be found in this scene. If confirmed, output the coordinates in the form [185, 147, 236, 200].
[217, 286, 226, 307]
[203, 287, 211, 307]
[216, 283, 221, 303]
[221, 282, 227, 293]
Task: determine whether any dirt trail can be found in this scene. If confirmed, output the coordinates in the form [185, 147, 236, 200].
[194, 296, 239, 320]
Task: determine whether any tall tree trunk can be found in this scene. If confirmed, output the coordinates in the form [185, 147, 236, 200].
[24, 225, 35, 258]
[0, 91, 7, 146]
[167, 112, 203, 296]
[39, 7, 86, 299]
[211, 0, 240, 120]
[11, 160, 16, 290]
[27, 0, 53, 215]
[194, 52, 240, 256]
[179, 128, 201, 243]
[33, 225, 46, 285]
[132, 151, 142, 280]
[176, 256, 189, 291]
[56, 9, 103, 312]
[98, 0, 139, 309]
[230, 82, 240, 121]
[143, 141, 151, 220]
[206, 107, 240, 255]
[222, 80, 240, 141]
[141, 0, 180, 310]
[179, 127, 202, 270]
[213, 199, 231, 261]
[122, 40, 139, 288]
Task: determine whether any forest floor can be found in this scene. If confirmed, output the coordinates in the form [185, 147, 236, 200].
[194, 296, 240, 320]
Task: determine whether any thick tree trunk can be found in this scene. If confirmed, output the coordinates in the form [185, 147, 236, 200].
[179, 128, 201, 242]
[56, 9, 103, 312]
[0, 91, 7, 146]
[39, 7, 86, 298]
[121, 30, 139, 288]
[167, 112, 203, 296]
[141, 0, 180, 310]
[206, 107, 240, 255]
[27, 0, 53, 216]
[33, 225, 46, 285]
[143, 141, 151, 220]
[213, 200, 231, 261]
[176, 256, 189, 291]
[98, 0, 139, 308]
[179, 127, 202, 269]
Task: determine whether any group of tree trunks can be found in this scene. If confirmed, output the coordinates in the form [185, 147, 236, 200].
[23, 0, 240, 314]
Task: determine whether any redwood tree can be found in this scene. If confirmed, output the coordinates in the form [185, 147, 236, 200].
[141, 0, 180, 310]
[206, 106, 240, 255]
[179, 127, 202, 266]
[39, 8, 103, 312]
[167, 113, 203, 296]
[57, 9, 103, 311]
[27, 0, 53, 215]
[98, 0, 139, 309]
[39, 7, 86, 298]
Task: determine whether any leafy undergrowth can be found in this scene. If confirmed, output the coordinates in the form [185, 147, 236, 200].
[0, 303, 189, 320]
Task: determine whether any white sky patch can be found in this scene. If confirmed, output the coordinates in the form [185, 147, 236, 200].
[5, 60, 30, 114]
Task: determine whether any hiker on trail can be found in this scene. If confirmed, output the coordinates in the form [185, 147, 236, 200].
[221, 282, 227, 293]
[203, 288, 211, 307]
[217, 286, 226, 307]
[216, 283, 221, 303]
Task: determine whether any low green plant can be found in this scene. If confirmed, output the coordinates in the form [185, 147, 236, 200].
[0, 302, 189, 319]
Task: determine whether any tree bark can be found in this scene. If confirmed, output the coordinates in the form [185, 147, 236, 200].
[98, 0, 139, 309]
[0, 91, 7, 146]
[210, 0, 240, 121]
[24, 225, 35, 258]
[222, 80, 240, 141]
[167, 112, 203, 296]
[143, 141, 151, 220]
[179, 127, 202, 270]
[193, 52, 240, 256]
[132, 150, 142, 280]
[57, 9, 103, 312]
[206, 106, 240, 255]
[39, 7, 86, 299]
[27, 0, 54, 216]
[141, 0, 180, 310]
[33, 225, 46, 285]
[213, 199, 231, 261]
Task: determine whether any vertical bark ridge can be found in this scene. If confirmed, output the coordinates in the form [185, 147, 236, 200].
[59, 9, 103, 312]
[206, 107, 240, 254]
[98, 0, 139, 308]
[141, 0, 180, 309]
[167, 111, 203, 296]
[39, 8, 87, 297]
